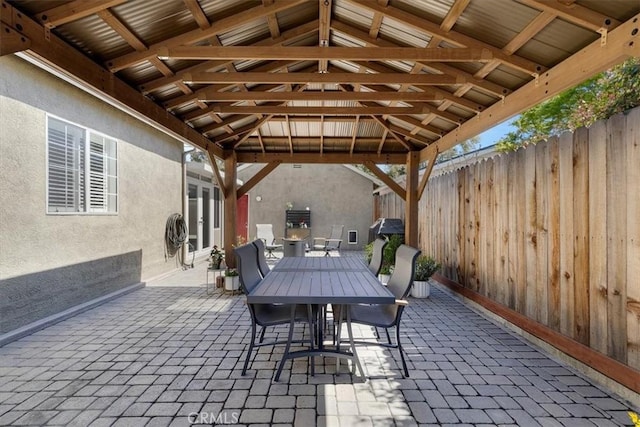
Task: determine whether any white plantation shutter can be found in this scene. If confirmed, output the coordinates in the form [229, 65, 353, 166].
[47, 116, 117, 214]
[88, 133, 117, 213]
[47, 118, 85, 212]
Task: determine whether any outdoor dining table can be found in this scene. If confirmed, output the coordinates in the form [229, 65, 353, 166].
[247, 256, 395, 381]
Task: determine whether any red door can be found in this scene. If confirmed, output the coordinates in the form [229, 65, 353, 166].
[236, 194, 249, 244]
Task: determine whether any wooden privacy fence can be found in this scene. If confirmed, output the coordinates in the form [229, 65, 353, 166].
[377, 108, 640, 377]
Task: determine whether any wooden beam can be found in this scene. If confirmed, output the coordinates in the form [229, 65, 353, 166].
[223, 151, 238, 268]
[0, 22, 30, 56]
[206, 149, 228, 199]
[318, 0, 332, 73]
[139, 20, 317, 94]
[419, 12, 640, 163]
[517, 0, 620, 33]
[418, 149, 438, 200]
[349, 0, 545, 76]
[370, 116, 412, 150]
[197, 90, 443, 102]
[183, 0, 210, 29]
[3, 2, 224, 159]
[38, 0, 126, 28]
[185, 72, 461, 86]
[502, 11, 556, 55]
[106, 0, 307, 72]
[331, 20, 510, 97]
[237, 152, 407, 164]
[164, 46, 494, 62]
[364, 161, 406, 199]
[206, 106, 431, 115]
[404, 151, 419, 247]
[237, 162, 281, 197]
[440, 0, 471, 31]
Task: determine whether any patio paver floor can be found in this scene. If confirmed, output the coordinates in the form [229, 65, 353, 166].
[0, 254, 638, 426]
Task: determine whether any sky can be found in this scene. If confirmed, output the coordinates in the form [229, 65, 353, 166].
[477, 117, 517, 148]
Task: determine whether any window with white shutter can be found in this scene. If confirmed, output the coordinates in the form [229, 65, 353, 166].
[47, 116, 118, 214]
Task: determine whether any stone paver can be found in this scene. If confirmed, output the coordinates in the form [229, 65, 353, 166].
[0, 255, 637, 426]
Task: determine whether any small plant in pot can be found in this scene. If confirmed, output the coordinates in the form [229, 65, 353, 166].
[209, 245, 224, 269]
[378, 262, 393, 285]
[224, 268, 240, 292]
[412, 255, 440, 298]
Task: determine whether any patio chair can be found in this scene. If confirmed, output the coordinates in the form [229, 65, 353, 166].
[312, 225, 344, 256]
[235, 241, 317, 376]
[252, 238, 271, 277]
[368, 237, 389, 276]
[335, 244, 421, 377]
[256, 224, 282, 259]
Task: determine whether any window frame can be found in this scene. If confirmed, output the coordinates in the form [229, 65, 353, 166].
[46, 114, 118, 215]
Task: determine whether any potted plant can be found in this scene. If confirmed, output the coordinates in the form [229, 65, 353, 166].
[209, 245, 224, 270]
[224, 268, 240, 292]
[411, 255, 440, 298]
[285, 201, 293, 211]
[378, 235, 402, 284]
[378, 263, 392, 285]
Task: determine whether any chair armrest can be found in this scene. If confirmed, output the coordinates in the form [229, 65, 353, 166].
[395, 299, 409, 306]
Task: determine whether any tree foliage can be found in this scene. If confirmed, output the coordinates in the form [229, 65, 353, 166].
[496, 57, 639, 152]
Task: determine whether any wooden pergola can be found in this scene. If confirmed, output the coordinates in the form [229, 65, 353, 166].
[2, 0, 638, 264]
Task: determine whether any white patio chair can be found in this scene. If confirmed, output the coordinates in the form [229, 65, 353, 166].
[256, 224, 282, 259]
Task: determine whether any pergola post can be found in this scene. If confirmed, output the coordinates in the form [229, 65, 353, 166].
[223, 151, 238, 268]
[404, 151, 420, 248]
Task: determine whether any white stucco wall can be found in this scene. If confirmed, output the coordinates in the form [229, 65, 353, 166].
[0, 55, 182, 284]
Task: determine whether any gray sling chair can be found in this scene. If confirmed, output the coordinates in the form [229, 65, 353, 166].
[368, 237, 389, 276]
[235, 241, 318, 376]
[252, 238, 271, 278]
[334, 244, 421, 377]
[312, 225, 344, 256]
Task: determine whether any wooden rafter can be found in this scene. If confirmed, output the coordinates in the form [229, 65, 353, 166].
[440, 0, 471, 31]
[106, 0, 307, 72]
[1, 2, 223, 160]
[419, 12, 640, 162]
[205, 106, 435, 115]
[349, 0, 545, 76]
[330, 21, 510, 97]
[318, 0, 332, 73]
[518, 0, 620, 33]
[162, 46, 495, 62]
[364, 161, 406, 199]
[0, 22, 30, 56]
[138, 20, 317, 94]
[185, 71, 460, 85]
[197, 91, 442, 102]
[183, 0, 210, 29]
[237, 162, 281, 197]
[237, 152, 407, 164]
[38, 0, 126, 28]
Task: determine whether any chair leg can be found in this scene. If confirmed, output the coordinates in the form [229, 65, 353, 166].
[275, 305, 297, 382]
[395, 322, 409, 378]
[385, 328, 392, 345]
[242, 322, 257, 376]
[307, 304, 315, 376]
[259, 326, 266, 343]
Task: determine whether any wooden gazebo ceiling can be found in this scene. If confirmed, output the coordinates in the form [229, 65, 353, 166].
[2, 0, 639, 165]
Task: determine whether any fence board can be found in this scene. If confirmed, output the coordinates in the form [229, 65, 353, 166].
[588, 119, 608, 354]
[626, 108, 640, 370]
[375, 109, 638, 372]
[515, 148, 527, 314]
[607, 114, 627, 362]
[573, 127, 590, 345]
[507, 152, 518, 310]
[525, 145, 537, 319]
[496, 155, 509, 306]
[548, 137, 561, 332]
[536, 140, 549, 324]
[559, 132, 575, 338]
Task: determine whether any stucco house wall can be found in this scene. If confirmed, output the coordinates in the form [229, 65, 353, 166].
[238, 163, 377, 251]
[0, 56, 183, 334]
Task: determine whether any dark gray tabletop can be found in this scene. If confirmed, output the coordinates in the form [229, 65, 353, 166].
[248, 258, 394, 305]
[272, 256, 369, 272]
